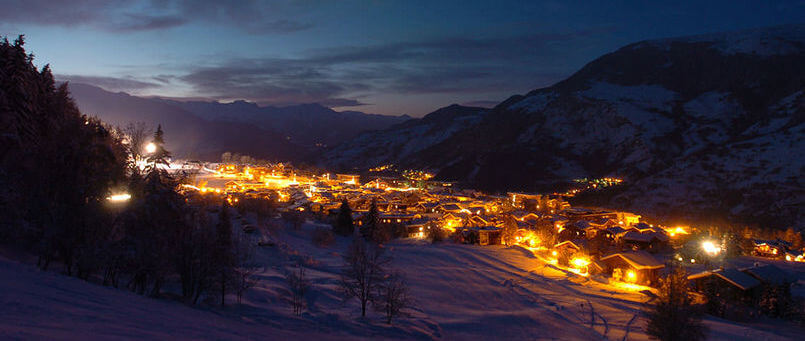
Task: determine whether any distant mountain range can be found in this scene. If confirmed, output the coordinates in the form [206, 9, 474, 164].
[67, 83, 409, 161]
[323, 24, 805, 229]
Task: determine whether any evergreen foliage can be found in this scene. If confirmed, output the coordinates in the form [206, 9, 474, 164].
[334, 199, 354, 236]
[645, 267, 707, 341]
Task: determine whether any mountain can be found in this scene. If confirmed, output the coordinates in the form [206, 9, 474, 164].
[68, 83, 304, 161]
[321, 104, 490, 171]
[67, 83, 409, 161]
[155, 100, 410, 148]
[323, 24, 805, 228]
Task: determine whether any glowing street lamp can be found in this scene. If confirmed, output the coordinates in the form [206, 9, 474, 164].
[145, 142, 157, 154]
[702, 241, 721, 256]
[107, 193, 131, 202]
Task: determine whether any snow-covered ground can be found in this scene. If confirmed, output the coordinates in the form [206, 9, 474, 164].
[2, 220, 804, 340]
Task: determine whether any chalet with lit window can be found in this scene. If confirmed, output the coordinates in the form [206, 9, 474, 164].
[600, 251, 665, 286]
[473, 226, 502, 246]
[405, 217, 433, 238]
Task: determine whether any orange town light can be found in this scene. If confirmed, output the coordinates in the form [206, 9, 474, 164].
[626, 270, 637, 282]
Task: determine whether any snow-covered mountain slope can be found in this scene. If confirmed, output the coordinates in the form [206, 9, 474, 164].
[323, 24, 805, 228]
[323, 104, 489, 171]
[4, 222, 804, 340]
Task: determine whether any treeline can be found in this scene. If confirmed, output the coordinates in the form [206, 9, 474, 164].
[0, 36, 254, 305]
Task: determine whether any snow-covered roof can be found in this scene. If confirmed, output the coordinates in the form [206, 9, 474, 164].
[739, 264, 795, 285]
[606, 226, 628, 236]
[554, 239, 587, 250]
[573, 220, 591, 229]
[601, 251, 664, 270]
[439, 204, 462, 211]
[688, 268, 761, 291]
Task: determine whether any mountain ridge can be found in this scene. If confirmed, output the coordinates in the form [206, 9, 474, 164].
[67, 83, 409, 160]
[323, 24, 805, 228]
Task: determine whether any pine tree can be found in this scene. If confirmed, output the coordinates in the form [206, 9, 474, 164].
[362, 199, 380, 241]
[215, 199, 234, 306]
[645, 267, 707, 341]
[147, 124, 171, 169]
[335, 199, 354, 236]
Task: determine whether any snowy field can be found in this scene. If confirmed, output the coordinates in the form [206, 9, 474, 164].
[2, 219, 804, 340]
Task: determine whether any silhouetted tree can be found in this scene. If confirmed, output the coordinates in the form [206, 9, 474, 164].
[362, 199, 380, 241]
[645, 267, 707, 341]
[146, 124, 170, 170]
[0, 36, 127, 276]
[375, 271, 411, 324]
[286, 263, 310, 316]
[340, 237, 390, 317]
[501, 216, 518, 245]
[334, 199, 354, 236]
[214, 199, 235, 306]
[122, 121, 151, 165]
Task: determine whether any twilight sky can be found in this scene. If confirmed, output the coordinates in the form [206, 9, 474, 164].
[1, 0, 803, 116]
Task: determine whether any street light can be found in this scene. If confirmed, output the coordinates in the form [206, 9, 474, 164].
[107, 193, 131, 202]
[702, 241, 721, 256]
[145, 142, 157, 154]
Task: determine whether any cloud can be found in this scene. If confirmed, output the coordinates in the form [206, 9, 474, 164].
[0, 0, 313, 33]
[108, 13, 187, 32]
[56, 74, 162, 92]
[173, 27, 614, 109]
[0, 0, 116, 27]
[315, 98, 367, 107]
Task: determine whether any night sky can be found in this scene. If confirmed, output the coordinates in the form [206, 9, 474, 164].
[2, 0, 803, 116]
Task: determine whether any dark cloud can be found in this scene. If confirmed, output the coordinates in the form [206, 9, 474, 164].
[57, 74, 161, 92]
[178, 58, 364, 106]
[0, 0, 116, 27]
[315, 98, 367, 107]
[175, 28, 613, 107]
[0, 0, 312, 33]
[108, 13, 187, 32]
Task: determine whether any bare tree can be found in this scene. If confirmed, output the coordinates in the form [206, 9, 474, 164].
[123, 122, 151, 164]
[340, 237, 390, 317]
[233, 233, 258, 304]
[376, 271, 411, 324]
[286, 263, 310, 316]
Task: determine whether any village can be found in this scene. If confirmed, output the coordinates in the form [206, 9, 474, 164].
[176, 160, 805, 314]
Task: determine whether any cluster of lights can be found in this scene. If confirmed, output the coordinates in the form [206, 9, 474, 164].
[369, 164, 394, 172]
[401, 169, 434, 181]
[567, 177, 624, 195]
[667, 226, 689, 237]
